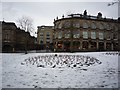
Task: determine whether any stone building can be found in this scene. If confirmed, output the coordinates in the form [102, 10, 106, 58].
[1, 21, 36, 52]
[16, 28, 36, 51]
[37, 25, 54, 50]
[53, 11, 119, 52]
[2, 21, 17, 52]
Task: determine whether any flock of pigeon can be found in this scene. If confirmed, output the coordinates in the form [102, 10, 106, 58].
[21, 54, 102, 68]
[104, 52, 119, 56]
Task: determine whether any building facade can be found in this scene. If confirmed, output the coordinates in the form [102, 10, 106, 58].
[16, 28, 36, 51]
[37, 26, 54, 50]
[1, 21, 36, 52]
[2, 21, 17, 52]
[53, 12, 120, 52]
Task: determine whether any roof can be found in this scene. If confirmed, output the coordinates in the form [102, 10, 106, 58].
[54, 14, 118, 23]
[1, 21, 17, 28]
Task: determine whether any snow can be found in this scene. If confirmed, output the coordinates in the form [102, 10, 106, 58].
[1, 52, 119, 88]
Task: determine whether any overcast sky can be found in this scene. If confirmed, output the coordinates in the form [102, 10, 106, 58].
[0, 0, 119, 36]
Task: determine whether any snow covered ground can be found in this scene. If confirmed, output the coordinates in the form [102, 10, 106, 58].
[1, 52, 119, 88]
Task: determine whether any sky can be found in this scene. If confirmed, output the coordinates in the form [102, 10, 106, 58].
[0, 0, 119, 36]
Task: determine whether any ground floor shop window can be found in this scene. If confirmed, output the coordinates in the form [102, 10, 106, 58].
[99, 42, 104, 51]
[73, 41, 80, 50]
[90, 42, 97, 50]
[82, 41, 88, 50]
[106, 43, 111, 50]
[57, 41, 63, 49]
[113, 43, 118, 50]
[64, 41, 70, 51]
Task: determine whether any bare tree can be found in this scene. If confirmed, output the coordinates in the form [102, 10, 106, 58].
[108, 0, 120, 6]
[17, 16, 34, 34]
[16, 16, 35, 54]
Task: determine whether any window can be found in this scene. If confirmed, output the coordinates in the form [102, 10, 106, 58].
[46, 37, 50, 39]
[91, 23, 96, 29]
[58, 32, 62, 39]
[40, 37, 43, 40]
[64, 21, 71, 28]
[46, 34, 50, 36]
[106, 24, 111, 30]
[106, 32, 111, 40]
[83, 22, 88, 29]
[99, 32, 104, 40]
[113, 32, 118, 40]
[5, 34, 8, 40]
[65, 31, 71, 38]
[40, 35, 43, 39]
[46, 32, 50, 36]
[40, 33, 43, 36]
[91, 32, 96, 39]
[82, 41, 88, 49]
[99, 23, 104, 30]
[73, 31, 80, 38]
[83, 31, 88, 39]
[73, 22, 80, 28]
[73, 33, 80, 38]
[4, 33, 10, 42]
[65, 33, 70, 38]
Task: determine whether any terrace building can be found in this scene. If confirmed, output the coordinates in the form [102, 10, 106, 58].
[1, 21, 36, 52]
[53, 11, 120, 52]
